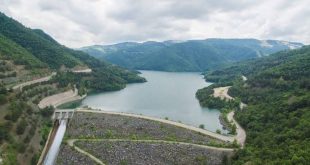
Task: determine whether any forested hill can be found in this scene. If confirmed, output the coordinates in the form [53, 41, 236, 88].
[198, 46, 310, 164]
[80, 39, 303, 72]
[0, 13, 84, 69]
[0, 12, 145, 90]
[0, 12, 146, 165]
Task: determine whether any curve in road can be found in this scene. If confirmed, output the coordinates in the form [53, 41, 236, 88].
[212, 86, 247, 148]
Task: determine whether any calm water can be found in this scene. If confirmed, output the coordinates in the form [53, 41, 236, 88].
[82, 71, 223, 132]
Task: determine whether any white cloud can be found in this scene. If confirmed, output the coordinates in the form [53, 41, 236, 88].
[0, 0, 309, 48]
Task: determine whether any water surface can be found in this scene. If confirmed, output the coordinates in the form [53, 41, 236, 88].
[82, 71, 223, 132]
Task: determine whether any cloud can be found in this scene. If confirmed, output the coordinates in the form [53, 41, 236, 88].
[0, 0, 309, 48]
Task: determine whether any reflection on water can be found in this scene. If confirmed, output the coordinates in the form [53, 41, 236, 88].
[82, 70, 224, 132]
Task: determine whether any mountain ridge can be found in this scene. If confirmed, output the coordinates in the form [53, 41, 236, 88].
[80, 38, 303, 72]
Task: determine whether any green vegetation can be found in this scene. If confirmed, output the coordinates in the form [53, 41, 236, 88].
[56, 100, 82, 109]
[199, 124, 205, 129]
[0, 83, 7, 104]
[0, 12, 145, 164]
[196, 85, 240, 109]
[4, 101, 29, 122]
[53, 68, 145, 92]
[197, 46, 310, 164]
[81, 39, 302, 72]
[219, 109, 237, 135]
[195, 155, 208, 165]
[16, 119, 27, 135]
[0, 12, 145, 91]
[0, 13, 82, 69]
[0, 91, 54, 164]
[0, 34, 45, 69]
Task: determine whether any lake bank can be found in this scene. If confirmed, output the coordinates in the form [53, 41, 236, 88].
[81, 70, 225, 132]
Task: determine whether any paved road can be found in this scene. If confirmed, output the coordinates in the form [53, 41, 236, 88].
[12, 72, 56, 90]
[77, 109, 235, 143]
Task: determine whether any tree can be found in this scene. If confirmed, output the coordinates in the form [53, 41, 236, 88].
[231, 124, 237, 135]
[40, 106, 54, 117]
[16, 119, 27, 135]
[199, 124, 205, 129]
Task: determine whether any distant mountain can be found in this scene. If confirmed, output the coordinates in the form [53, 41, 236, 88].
[80, 39, 303, 72]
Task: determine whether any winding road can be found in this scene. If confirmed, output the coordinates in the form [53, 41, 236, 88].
[227, 111, 246, 148]
[67, 139, 105, 165]
[66, 138, 234, 165]
[12, 72, 56, 90]
[13, 68, 92, 91]
[212, 77, 247, 148]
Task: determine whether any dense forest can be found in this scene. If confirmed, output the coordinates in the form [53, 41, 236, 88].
[81, 39, 302, 72]
[0, 13, 82, 69]
[197, 46, 310, 164]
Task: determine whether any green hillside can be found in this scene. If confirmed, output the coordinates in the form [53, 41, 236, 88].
[0, 13, 85, 69]
[0, 13, 146, 165]
[0, 12, 145, 90]
[81, 39, 303, 72]
[0, 34, 45, 69]
[197, 46, 310, 164]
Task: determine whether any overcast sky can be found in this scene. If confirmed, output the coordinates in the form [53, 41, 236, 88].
[1, 0, 309, 48]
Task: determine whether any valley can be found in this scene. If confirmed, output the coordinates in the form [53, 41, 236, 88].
[38, 71, 244, 164]
[0, 2, 309, 164]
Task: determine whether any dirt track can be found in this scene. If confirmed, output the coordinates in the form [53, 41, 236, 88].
[212, 86, 247, 148]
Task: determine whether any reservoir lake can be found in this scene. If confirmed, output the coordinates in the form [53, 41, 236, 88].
[82, 70, 224, 132]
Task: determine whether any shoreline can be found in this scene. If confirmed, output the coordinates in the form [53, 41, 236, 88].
[212, 86, 247, 148]
[76, 108, 235, 143]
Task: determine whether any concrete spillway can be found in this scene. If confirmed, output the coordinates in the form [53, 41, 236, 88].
[43, 119, 67, 165]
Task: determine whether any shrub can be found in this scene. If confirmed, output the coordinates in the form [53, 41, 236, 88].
[16, 119, 27, 135]
[199, 124, 205, 129]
